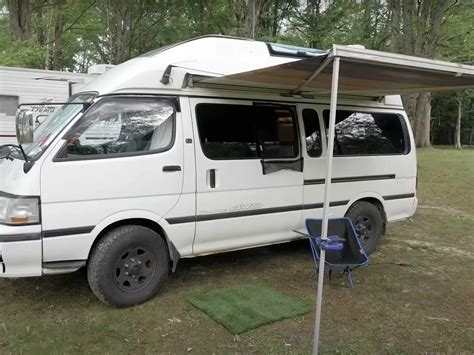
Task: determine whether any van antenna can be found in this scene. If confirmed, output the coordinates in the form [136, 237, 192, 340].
[160, 65, 175, 85]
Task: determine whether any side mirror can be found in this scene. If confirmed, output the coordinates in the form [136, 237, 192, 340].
[15, 110, 34, 144]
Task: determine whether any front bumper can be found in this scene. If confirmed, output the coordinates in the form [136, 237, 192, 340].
[0, 224, 42, 277]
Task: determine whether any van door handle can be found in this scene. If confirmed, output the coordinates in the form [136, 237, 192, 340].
[162, 165, 181, 172]
[209, 169, 216, 188]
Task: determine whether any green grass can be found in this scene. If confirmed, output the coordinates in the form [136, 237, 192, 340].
[187, 283, 310, 334]
[0, 147, 473, 353]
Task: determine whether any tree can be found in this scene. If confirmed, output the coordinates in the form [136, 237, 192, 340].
[435, 0, 474, 147]
[259, 0, 296, 40]
[455, 94, 462, 149]
[387, 0, 449, 147]
[242, 0, 269, 39]
[7, 0, 31, 40]
[1, 0, 99, 70]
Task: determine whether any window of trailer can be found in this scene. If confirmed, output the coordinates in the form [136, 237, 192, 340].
[322, 110, 408, 155]
[0, 95, 19, 116]
[196, 103, 299, 160]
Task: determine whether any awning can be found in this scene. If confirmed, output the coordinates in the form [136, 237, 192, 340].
[193, 45, 474, 96]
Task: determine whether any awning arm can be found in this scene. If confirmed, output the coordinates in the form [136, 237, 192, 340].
[291, 54, 333, 95]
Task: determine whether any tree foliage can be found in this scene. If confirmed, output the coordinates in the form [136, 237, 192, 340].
[0, 0, 473, 146]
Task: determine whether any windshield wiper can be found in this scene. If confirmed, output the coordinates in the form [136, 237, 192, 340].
[0, 144, 35, 173]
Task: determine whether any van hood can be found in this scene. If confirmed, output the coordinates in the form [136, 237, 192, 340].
[0, 158, 41, 196]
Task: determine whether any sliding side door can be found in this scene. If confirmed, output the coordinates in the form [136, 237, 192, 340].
[190, 98, 304, 255]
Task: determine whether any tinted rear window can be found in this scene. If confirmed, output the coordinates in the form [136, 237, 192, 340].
[323, 110, 408, 155]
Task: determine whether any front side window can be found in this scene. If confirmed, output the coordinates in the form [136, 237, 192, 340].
[57, 96, 175, 160]
[14, 92, 96, 161]
[323, 110, 408, 156]
[196, 103, 299, 160]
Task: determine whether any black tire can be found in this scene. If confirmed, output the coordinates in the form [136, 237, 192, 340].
[87, 225, 169, 307]
[345, 201, 385, 255]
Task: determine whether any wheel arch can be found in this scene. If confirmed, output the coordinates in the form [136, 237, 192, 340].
[344, 194, 387, 234]
[88, 215, 181, 272]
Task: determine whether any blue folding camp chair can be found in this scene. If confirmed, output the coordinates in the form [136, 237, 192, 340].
[305, 217, 368, 288]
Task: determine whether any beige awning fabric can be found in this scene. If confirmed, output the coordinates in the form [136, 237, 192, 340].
[193, 45, 474, 96]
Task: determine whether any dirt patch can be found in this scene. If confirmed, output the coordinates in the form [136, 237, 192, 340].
[391, 238, 474, 260]
[418, 205, 472, 219]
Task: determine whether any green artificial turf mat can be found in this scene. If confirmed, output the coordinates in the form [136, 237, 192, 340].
[187, 283, 310, 334]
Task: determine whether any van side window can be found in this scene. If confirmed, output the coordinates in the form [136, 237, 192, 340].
[57, 96, 175, 160]
[323, 110, 408, 155]
[196, 103, 299, 160]
[302, 109, 322, 157]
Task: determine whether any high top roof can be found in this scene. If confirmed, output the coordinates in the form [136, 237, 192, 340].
[80, 36, 325, 95]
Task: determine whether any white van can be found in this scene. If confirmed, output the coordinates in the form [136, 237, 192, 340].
[0, 36, 417, 307]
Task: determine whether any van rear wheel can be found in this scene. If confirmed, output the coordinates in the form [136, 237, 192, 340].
[87, 225, 169, 307]
[345, 201, 385, 255]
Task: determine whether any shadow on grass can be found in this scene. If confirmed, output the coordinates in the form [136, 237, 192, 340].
[176, 239, 309, 273]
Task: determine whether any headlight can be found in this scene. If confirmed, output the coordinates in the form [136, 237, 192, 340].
[0, 195, 40, 225]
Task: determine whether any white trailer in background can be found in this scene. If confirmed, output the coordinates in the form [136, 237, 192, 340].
[0, 66, 103, 145]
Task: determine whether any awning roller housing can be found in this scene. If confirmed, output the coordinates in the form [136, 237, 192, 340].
[195, 44, 474, 96]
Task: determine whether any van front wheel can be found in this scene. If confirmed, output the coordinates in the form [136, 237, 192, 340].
[345, 201, 385, 255]
[87, 225, 169, 307]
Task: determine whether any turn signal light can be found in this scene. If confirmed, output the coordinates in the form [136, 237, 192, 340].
[10, 217, 30, 224]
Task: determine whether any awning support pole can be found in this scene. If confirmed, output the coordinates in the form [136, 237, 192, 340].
[313, 56, 340, 355]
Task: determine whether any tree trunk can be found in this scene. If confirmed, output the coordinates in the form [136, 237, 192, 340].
[416, 93, 432, 147]
[35, 0, 47, 68]
[109, 0, 133, 64]
[401, 94, 418, 130]
[391, 0, 449, 147]
[388, 0, 401, 52]
[401, 0, 414, 54]
[51, 8, 65, 70]
[426, 0, 449, 58]
[35, 0, 45, 45]
[414, 0, 447, 147]
[455, 96, 462, 149]
[243, 0, 268, 39]
[413, 0, 430, 56]
[7, 0, 32, 41]
[271, 0, 279, 37]
[308, 0, 321, 48]
[430, 116, 438, 145]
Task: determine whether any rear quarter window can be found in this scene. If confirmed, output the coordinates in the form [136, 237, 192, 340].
[323, 110, 409, 156]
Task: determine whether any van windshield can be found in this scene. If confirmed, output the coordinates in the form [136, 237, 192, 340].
[14, 92, 97, 161]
